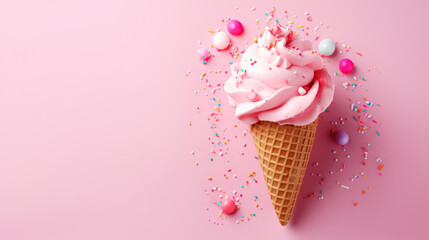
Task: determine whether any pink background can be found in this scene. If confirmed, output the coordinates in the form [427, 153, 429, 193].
[0, 0, 427, 239]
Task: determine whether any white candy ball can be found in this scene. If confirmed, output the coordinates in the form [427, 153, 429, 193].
[319, 38, 335, 56]
[213, 32, 230, 50]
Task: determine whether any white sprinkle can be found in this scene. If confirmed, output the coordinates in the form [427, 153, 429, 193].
[376, 157, 382, 162]
[250, 6, 255, 11]
[293, 15, 297, 18]
[341, 185, 350, 189]
[298, 86, 307, 95]
[194, 91, 198, 94]
[233, 190, 237, 194]
[304, 12, 309, 15]
[320, 22, 323, 25]
[197, 39, 201, 44]
[191, 150, 195, 155]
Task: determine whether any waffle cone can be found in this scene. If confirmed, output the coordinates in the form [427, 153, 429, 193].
[250, 119, 318, 226]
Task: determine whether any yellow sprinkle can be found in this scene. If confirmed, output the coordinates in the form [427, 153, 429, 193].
[253, 37, 258, 43]
[210, 44, 213, 48]
[219, 213, 222, 217]
[233, 55, 238, 59]
[214, 71, 217, 74]
[369, 187, 372, 190]
[347, 45, 351, 49]
[234, 124, 237, 127]
[363, 175, 367, 178]
[216, 106, 220, 112]
[208, 30, 215, 33]
[240, 218, 243, 221]
[223, 141, 226, 144]
[188, 122, 192, 126]
[201, 72, 206, 77]
[195, 162, 198, 165]
[298, 25, 303, 28]
[294, 32, 298, 35]
[289, 21, 293, 24]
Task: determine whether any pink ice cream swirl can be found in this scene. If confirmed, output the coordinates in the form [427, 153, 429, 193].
[224, 25, 335, 126]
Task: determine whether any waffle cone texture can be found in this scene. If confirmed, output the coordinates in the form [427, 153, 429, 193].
[250, 119, 318, 226]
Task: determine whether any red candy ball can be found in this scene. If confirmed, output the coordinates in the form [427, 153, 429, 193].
[220, 198, 236, 214]
[339, 58, 354, 74]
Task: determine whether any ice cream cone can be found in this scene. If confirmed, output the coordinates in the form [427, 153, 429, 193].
[250, 119, 318, 226]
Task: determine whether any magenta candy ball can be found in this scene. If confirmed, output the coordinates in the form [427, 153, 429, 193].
[335, 131, 349, 145]
[220, 198, 236, 214]
[227, 19, 244, 35]
[197, 48, 210, 60]
[339, 58, 354, 74]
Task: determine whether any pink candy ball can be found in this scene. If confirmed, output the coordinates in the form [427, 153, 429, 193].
[227, 19, 244, 36]
[339, 58, 354, 74]
[220, 198, 236, 214]
[197, 48, 210, 60]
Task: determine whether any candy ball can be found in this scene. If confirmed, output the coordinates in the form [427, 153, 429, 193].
[220, 198, 236, 214]
[335, 131, 349, 145]
[197, 48, 210, 60]
[227, 19, 244, 35]
[213, 32, 230, 50]
[339, 58, 354, 74]
[318, 39, 335, 56]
